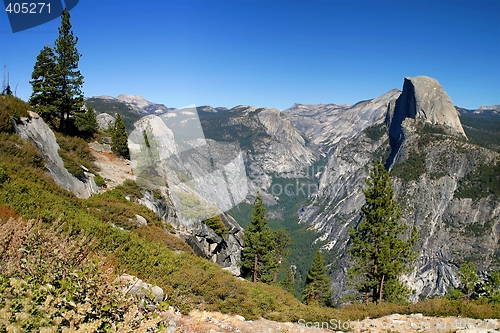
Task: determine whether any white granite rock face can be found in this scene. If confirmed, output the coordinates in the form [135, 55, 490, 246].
[386, 76, 467, 150]
[14, 112, 98, 198]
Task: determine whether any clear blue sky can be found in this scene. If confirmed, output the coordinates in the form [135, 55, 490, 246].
[1, 0, 499, 110]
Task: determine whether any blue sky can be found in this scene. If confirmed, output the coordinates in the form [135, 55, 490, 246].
[1, 0, 499, 110]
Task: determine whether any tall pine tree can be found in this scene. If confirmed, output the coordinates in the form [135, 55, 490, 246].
[111, 114, 130, 159]
[348, 160, 418, 304]
[29, 9, 84, 133]
[54, 8, 84, 132]
[272, 228, 292, 282]
[302, 249, 332, 306]
[29, 45, 61, 121]
[240, 194, 277, 283]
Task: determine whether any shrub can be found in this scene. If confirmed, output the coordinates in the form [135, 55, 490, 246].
[56, 133, 95, 178]
[203, 215, 229, 238]
[0, 133, 45, 170]
[0, 95, 29, 118]
[116, 179, 143, 200]
[94, 175, 106, 188]
[0, 217, 167, 332]
[0, 107, 13, 133]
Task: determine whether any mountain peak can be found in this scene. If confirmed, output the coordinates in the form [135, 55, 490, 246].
[386, 76, 467, 148]
[405, 76, 466, 136]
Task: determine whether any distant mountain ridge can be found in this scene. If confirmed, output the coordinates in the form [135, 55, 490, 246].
[84, 80, 499, 303]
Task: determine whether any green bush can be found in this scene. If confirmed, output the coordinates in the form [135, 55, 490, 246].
[203, 215, 229, 238]
[0, 133, 45, 170]
[0, 217, 167, 332]
[94, 175, 106, 188]
[0, 95, 29, 119]
[56, 133, 95, 178]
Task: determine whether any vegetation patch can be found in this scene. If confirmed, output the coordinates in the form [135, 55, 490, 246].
[0, 133, 45, 170]
[460, 113, 500, 151]
[56, 133, 96, 178]
[455, 161, 500, 199]
[0, 95, 29, 120]
[419, 123, 447, 135]
[390, 153, 426, 182]
[203, 215, 229, 238]
[364, 123, 387, 141]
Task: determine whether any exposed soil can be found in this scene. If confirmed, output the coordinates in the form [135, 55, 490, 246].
[90, 144, 134, 190]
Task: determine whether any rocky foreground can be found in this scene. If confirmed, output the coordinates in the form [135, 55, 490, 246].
[158, 310, 499, 333]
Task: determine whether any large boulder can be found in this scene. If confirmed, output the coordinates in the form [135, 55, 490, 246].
[96, 113, 115, 130]
[14, 112, 98, 198]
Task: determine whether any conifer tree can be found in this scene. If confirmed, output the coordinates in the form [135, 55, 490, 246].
[75, 106, 97, 136]
[111, 114, 130, 159]
[348, 160, 418, 304]
[240, 194, 277, 283]
[281, 266, 295, 294]
[302, 249, 332, 306]
[272, 228, 292, 282]
[54, 8, 84, 132]
[458, 262, 479, 300]
[29, 45, 60, 120]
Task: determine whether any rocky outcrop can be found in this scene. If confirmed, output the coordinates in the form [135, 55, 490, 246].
[386, 76, 467, 155]
[182, 213, 244, 275]
[96, 112, 115, 130]
[13, 112, 98, 198]
[116, 94, 172, 115]
[199, 105, 317, 194]
[138, 182, 244, 274]
[295, 77, 499, 302]
[257, 108, 315, 174]
[115, 273, 165, 302]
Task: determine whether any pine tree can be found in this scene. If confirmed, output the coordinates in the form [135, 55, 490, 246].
[458, 262, 479, 301]
[29, 45, 61, 120]
[240, 194, 277, 283]
[272, 228, 292, 282]
[281, 266, 295, 294]
[483, 270, 500, 303]
[302, 249, 332, 306]
[111, 114, 130, 159]
[348, 160, 418, 304]
[75, 106, 98, 136]
[53, 8, 84, 132]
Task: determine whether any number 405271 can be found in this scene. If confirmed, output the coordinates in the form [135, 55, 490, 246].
[5, 2, 51, 14]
